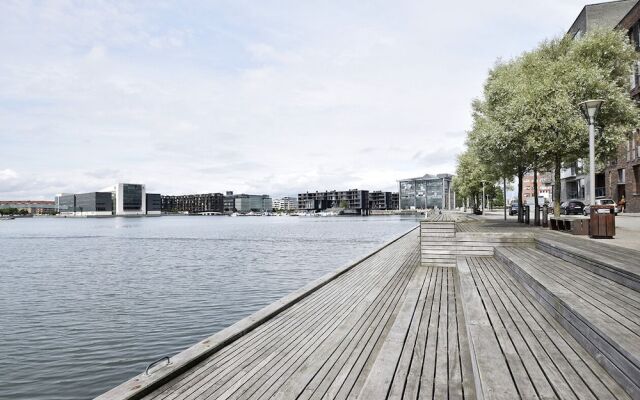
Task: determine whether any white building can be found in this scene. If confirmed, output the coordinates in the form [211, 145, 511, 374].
[101, 183, 147, 216]
[273, 196, 297, 210]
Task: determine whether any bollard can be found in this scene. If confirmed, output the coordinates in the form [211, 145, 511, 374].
[525, 205, 530, 225]
[542, 205, 549, 228]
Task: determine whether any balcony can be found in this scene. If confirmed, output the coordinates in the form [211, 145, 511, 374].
[560, 167, 577, 179]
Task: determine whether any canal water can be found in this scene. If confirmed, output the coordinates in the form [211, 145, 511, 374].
[0, 215, 419, 399]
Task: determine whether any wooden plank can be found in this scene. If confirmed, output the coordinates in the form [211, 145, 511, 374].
[473, 258, 570, 399]
[322, 264, 415, 400]
[301, 254, 421, 400]
[495, 246, 640, 398]
[453, 268, 476, 400]
[262, 253, 422, 399]
[512, 249, 640, 325]
[402, 266, 440, 399]
[386, 267, 435, 399]
[357, 267, 430, 400]
[508, 248, 640, 339]
[467, 258, 541, 399]
[217, 245, 419, 399]
[535, 236, 640, 291]
[484, 257, 630, 400]
[456, 257, 519, 399]
[272, 250, 421, 400]
[418, 266, 443, 399]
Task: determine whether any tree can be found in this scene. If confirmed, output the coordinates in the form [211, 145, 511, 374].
[453, 149, 500, 210]
[517, 29, 638, 214]
[465, 28, 639, 216]
[467, 59, 535, 221]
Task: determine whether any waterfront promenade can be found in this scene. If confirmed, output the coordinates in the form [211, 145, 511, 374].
[99, 213, 640, 400]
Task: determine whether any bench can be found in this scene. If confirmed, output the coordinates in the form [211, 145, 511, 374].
[549, 216, 589, 235]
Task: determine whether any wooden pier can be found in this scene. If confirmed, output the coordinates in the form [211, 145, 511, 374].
[98, 214, 640, 400]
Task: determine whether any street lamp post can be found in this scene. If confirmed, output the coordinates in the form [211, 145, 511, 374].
[481, 180, 487, 212]
[578, 99, 604, 206]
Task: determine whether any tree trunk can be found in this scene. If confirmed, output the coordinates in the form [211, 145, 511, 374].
[517, 167, 524, 223]
[534, 166, 540, 226]
[554, 154, 562, 216]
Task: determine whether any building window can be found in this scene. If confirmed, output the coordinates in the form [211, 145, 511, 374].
[123, 184, 142, 210]
[634, 165, 640, 194]
[618, 168, 626, 184]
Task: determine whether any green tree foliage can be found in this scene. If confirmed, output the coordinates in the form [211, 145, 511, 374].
[458, 28, 639, 215]
[453, 150, 500, 208]
[0, 208, 19, 215]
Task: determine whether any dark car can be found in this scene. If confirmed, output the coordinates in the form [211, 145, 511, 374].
[509, 202, 519, 216]
[560, 200, 585, 215]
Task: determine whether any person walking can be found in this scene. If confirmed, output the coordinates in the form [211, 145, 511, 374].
[619, 195, 626, 213]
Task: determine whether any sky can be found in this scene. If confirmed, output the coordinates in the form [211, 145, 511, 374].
[0, 0, 594, 199]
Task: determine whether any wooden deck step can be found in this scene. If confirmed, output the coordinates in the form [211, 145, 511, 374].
[459, 256, 631, 400]
[536, 233, 640, 291]
[495, 246, 640, 399]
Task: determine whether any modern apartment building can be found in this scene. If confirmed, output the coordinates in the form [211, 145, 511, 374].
[273, 197, 297, 210]
[298, 189, 370, 215]
[398, 174, 454, 210]
[390, 192, 400, 210]
[368, 191, 398, 210]
[161, 193, 224, 214]
[562, 0, 640, 210]
[234, 194, 273, 213]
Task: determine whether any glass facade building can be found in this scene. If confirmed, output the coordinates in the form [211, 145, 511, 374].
[56, 183, 160, 216]
[398, 174, 454, 210]
[122, 184, 143, 210]
[56, 192, 113, 216]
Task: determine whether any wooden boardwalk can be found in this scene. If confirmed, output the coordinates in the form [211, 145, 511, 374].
[100, 228, 478, 400]
[99, 220, 639, 400]
[133, 229, 476, 400]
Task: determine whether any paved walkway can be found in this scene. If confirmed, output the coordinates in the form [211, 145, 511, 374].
[470, 210, 640, 251]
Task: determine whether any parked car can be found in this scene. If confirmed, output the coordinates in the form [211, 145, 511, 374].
[583, 198, 618, 216]
[509, 202, 519, 216]
[560, 200, 585, 215]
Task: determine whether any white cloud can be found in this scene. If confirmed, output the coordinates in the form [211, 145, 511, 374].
[0, 0, 592, 199]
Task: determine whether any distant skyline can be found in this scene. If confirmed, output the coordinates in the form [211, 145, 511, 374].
[1, 0, 592, 199]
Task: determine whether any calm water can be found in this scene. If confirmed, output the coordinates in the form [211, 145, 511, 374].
[0, 215, 418, 400]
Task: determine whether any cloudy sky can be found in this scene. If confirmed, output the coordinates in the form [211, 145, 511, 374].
[1, 0, 592, 199]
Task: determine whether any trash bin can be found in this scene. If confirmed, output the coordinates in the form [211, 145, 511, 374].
[589, 205, 615, 238]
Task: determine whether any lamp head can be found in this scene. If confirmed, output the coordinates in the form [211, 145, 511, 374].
[578, 99, 604, 123]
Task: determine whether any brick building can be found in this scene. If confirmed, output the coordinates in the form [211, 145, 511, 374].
[608, 2, 640, 211]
